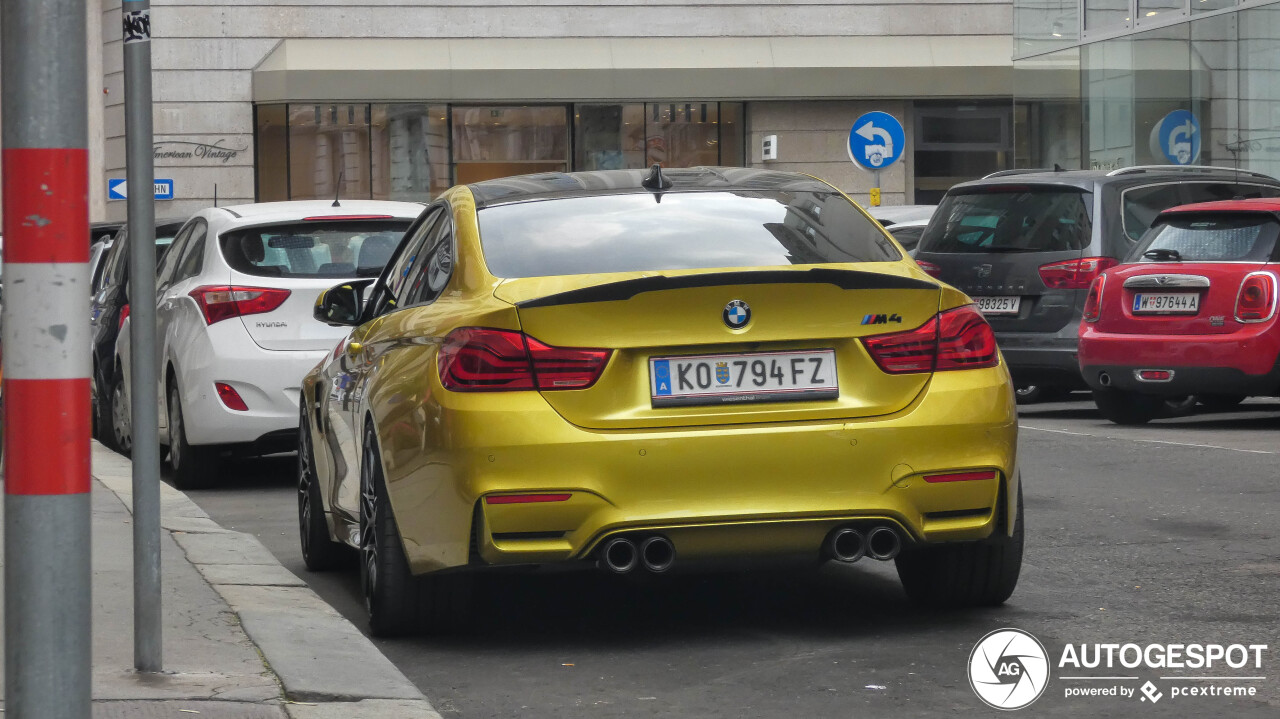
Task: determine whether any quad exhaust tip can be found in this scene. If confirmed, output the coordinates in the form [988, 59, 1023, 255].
[601, 537, 638, 574]
[826, 528, 866, 563]
[640, 536, 676, 573]
[867, 526, 902, 561]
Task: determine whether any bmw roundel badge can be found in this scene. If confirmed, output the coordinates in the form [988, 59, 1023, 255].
[723, 300, 751, 329]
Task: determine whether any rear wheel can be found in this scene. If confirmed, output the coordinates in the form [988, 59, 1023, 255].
[896, 482, 1023, 607]
[298, 404, 348, 571]
[1092, 388, 1163, 425]
[111, 377, 133, 455]
[1015, 385, 1070, 405]
[167, 383, 219, 490]
[360, 423, 470, 637]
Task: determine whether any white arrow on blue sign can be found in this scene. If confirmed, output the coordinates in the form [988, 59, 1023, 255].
[108, 178, 174, 201]
[847, 112, 905, 171]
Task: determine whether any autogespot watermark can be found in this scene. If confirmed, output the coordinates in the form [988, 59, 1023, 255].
[968, 630, 1270, 709]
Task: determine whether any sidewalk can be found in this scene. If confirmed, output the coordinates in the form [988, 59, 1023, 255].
[0, 442, 440, 718]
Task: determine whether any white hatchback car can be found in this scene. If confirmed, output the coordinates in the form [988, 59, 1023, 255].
[117, 200, 424, 488]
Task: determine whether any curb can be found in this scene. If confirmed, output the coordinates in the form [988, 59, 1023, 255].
[91, 442, 441, 718]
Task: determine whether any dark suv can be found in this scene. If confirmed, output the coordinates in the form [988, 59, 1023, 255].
[89, 217, 189, 451]
[913, 166, 1280, 402]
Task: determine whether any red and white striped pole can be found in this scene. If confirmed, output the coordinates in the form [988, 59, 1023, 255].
[2, 0, 93, 713]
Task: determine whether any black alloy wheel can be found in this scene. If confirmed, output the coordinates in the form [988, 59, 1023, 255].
[359, 422, 471, 637]
[111, 378, 132, 455]
[298, 403, 347, 571]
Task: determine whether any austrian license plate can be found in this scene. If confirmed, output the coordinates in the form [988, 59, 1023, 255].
[1133, 293, 1199, 314]
[650, 349, 838, 407]
[973, 296, 1021, 315]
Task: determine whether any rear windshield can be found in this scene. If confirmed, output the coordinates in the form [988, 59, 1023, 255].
[917, 188, 1093, 254]
[475, 190, 900, 279]
[219, 220, 411, 278]
[1130, 214, 1280, 263]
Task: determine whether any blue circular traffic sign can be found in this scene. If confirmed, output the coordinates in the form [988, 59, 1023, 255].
[848, 111, 905, 170]
[1154, 110, 1200, 165]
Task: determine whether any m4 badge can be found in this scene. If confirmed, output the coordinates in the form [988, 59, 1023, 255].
[861, 313, 903, 325]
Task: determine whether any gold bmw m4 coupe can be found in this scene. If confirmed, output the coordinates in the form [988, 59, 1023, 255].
[299, 166, 1022, 635]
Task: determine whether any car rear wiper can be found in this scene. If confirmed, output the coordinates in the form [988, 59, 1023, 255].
[1143, 248, 1182, 262]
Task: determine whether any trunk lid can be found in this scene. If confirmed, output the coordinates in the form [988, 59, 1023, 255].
[1095, 263, 1270, 336]
[217, 217, 412, 351]
[1097, 210, 1280, 335]
[915, 185, 1094, 333]
[498, 267, 942, 430]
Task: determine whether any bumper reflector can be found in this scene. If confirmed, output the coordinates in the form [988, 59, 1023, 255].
[214, 382, 248, 411]
[1137, 369, 1173, 381]
[484, 493, 572, 505]
[924, 470, 997, 484]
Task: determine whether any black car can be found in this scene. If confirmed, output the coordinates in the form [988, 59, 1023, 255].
[90, 217, 189, 451]
[913, 165, 1280, 402]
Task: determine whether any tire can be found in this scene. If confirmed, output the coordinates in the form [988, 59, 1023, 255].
[1014, 385, 1044, 404]
[298, 403, 347, 571]
[110, 377, 133, 456]
[1091, 388, 1163, 425]
[167, 383, 218, 490]
[1198, 394, 1246, 411]
[91, 366, 113, 446]
[360, 423, 471, 637]
[896, 482, 1024, 607]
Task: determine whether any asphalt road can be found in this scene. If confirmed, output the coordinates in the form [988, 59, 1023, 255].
[181, 395, 1280, 718]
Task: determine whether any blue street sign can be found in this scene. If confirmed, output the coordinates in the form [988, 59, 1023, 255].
[847, 111, 905, 171]
[1155, 110, 1200, 165]
[107, 178, 175, 200]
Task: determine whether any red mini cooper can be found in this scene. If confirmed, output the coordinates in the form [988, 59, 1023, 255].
[1079, 198, 1280, 424]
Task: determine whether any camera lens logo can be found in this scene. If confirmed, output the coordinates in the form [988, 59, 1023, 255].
[968, 628, 1050, 710]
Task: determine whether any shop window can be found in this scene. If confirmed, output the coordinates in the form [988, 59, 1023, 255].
[288, 104, 372, 201]
[1193, 0, 1235, 13]
[372, 104, 450, 201]
[1086, 0, 1131, 33]
[720, 103, 746, 166]
[575, 104, 645, 170]
[452, 106, 568, 184]
[1138, 0, 1184, 24]
[255, 105, 288, 202]
[644, 102, 719, 167]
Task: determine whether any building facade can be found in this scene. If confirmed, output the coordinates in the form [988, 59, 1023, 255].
[1014, 0, 1280, 178]
[88, 0, 1018, 221]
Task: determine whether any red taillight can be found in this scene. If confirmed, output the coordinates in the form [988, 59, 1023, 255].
[915, 259, 943, 278]
[484, 493, 572, 505]
[1082, 275, 1105, 323]
[1235, 272, 1276, 323]
[437, 328, 611, 392]
[118, 304, 130, 329]
[1039, 257, 1118, 290]
[189, 285, 292, 325]
[924, 470, 997, 483]
[214, 382, 248, 411]
[862, 305, 998, 375]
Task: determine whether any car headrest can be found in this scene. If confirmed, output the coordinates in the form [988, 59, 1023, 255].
[357, 235, 397, 272]
[242, 235, 266, 264]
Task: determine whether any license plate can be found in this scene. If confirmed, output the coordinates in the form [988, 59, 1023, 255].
[650, 350, 838, 407]
[973, 296, 1021, 315]
[1133, 293, 1199, 314]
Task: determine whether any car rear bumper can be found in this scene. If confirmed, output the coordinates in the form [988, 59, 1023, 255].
[995, 331, 1085, 388]
[379, 364, 1019, 574]
[176, 328, 327, 447]
[1079, 324, 1280, 395]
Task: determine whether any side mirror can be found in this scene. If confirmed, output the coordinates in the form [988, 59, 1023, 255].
[314, 279, 373, 326]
